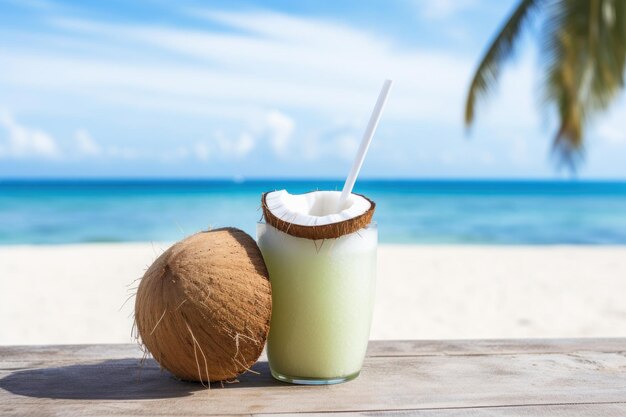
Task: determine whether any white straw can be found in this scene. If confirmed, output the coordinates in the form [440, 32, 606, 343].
[337, 79, 393, 211]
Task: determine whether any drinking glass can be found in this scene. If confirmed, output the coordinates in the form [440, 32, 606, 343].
[256, 222, 377, 385]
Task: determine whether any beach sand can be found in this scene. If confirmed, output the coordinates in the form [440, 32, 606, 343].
[1, 243, 625, 345]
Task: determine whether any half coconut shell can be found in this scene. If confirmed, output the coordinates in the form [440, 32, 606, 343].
[262, 190, 375, 240]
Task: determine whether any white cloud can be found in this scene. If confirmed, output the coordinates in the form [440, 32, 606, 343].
[440, 149, 457, 166]
[215, 131, 256, 158]
[0, 11, 470, 125]
[74, 128, 101, 156]
[300, 132, 322, 161]
[0, 110, 60, 159]
[196, 110, 295, 160]
[290, 122, 362, 162]
[597, 124, 626, 145]
[74, 128, 149, 160]
[5, 7, 617, 176]
[334, 133, 360, 161]
[595, 101, 626, 146]
[106, 146, 137, 160]
[265, 110, 295, 156]
[194, 142, 210, 161]
[173, 146, 190, 160]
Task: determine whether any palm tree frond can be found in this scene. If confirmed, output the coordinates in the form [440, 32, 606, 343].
[542, 0, 626, 167]
[464, 0, 541, 126]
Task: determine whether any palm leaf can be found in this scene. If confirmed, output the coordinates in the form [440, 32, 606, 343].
[464, 0, 541, 126]
[542, 0, 626, 168]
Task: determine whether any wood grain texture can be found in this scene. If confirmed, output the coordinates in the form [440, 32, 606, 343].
[365, 338, 626, 357]
[1, 339, 626, 416]
[256, 404, 626, 416]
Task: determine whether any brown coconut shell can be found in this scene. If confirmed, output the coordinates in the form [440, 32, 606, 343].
[261, 191, 376, 240]
[134, 228, 272, 383]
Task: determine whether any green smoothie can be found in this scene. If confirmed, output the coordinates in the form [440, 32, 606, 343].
[257, 222, 377, 384]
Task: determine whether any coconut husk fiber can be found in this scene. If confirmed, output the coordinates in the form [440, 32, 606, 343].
[135, 228, 272, 383]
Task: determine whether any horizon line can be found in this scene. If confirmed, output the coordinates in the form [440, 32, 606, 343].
[2, 177, 626, 183]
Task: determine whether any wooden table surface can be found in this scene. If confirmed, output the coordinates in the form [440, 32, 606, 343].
[1, 339, 626, 416]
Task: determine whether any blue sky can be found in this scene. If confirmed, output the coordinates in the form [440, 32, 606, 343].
[1, 0, 625, 179]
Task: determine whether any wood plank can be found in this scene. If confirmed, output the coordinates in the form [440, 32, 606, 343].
[365, 338, 626, 357]
[2, 338, 625, 367]
[3, 403, 625, 417]
[0, 344, 144, 370]
[1, 342, 626, 415]
[256, 403, 626, 417]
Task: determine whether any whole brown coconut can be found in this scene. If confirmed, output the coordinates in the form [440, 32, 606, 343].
[135, 228, 272, 383]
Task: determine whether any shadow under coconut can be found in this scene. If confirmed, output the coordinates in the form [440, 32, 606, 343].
[0, 358, 280, 400]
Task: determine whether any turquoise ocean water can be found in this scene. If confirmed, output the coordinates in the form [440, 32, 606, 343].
[1, 180, 625, 245]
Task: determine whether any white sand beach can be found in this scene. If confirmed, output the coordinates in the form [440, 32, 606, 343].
[1, 244, 625, 345]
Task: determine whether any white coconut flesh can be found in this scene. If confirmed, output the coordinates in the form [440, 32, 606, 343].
[264, 190, 371, 227]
